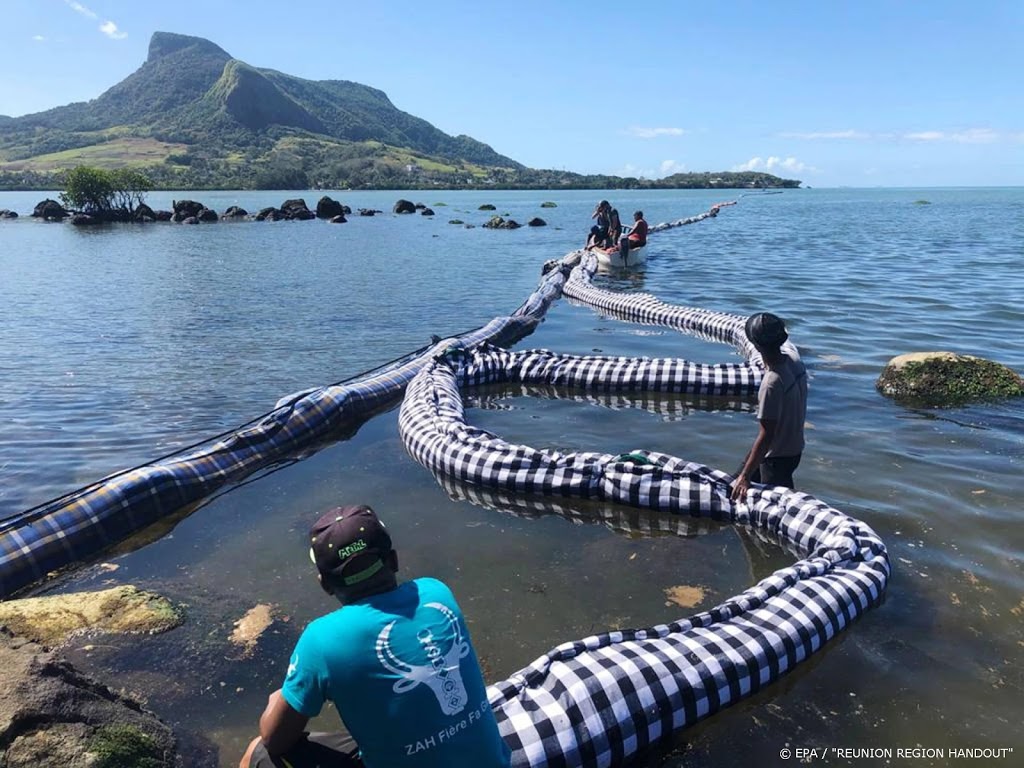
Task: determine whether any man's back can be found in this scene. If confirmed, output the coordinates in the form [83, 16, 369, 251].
[758, 349, 807, 458]
[282, 577, 510, 768]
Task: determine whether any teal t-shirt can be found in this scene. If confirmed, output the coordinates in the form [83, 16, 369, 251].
[282, 577, 511, 768]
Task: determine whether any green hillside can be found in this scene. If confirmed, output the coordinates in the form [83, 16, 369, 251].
[0, 32, 800, 191]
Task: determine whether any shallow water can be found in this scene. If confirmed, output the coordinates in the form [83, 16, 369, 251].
[1, 188, 1022, 765]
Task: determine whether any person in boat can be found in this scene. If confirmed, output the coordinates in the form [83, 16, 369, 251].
[607, 210, 648, 258]
[607, 205, 622, 245]
[730, 313, 808, 501]
[586, 200, 611, 248]
[239, 504, 511, 768]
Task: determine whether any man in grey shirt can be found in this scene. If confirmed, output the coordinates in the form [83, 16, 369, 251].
[731, 312, 808, 501]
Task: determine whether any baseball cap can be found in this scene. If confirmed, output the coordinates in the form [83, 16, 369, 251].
[309, 505, 393, 587]
[745, 312, 789, 348]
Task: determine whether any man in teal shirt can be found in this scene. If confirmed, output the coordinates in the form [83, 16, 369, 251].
[240, 504, 511, 768]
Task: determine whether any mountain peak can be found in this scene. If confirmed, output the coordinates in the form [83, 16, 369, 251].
[147, 32, 231, 63]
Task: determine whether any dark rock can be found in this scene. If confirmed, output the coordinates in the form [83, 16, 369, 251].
[0, 209, 18, 219]
[393, 199, 416, 214]
[172, 199, 204, 221]
[540, 201, 558, 208]
[527, 217, 546, 227]
[341, 204, 352, 215]
[877, 352, 1024, 407]
[134, 203, 156, 221]
[255, 207, 277, 221]
[0, 628, 180, 767]
[329, 214, 347, 224]
[280, 199, 311, 219]
[181, 216, 200, 225]
[358, 208, 376, 217]
[197, 208, 219, 222]
[154, 210, 173, 221]
[222, 206, 248, 218]
[478, 204, 496, 210]
[70, 214, 101, 226]
[421, 208, 435, 216]
[483, 215, 520, 230]
[414, 202, 426, 210]
[31, 199, 68, 220]
[316, 196, 345, 219]
[448, 219, 464, 225]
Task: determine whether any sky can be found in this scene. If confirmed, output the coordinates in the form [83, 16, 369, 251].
[1, 0, 1021, 187]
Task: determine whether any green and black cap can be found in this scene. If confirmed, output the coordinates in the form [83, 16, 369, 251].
[309, 505, 393, 587]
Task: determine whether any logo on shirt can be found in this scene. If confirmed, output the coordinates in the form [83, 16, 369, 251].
[287, 654, 298, 678]
[375, 602, 470, 716]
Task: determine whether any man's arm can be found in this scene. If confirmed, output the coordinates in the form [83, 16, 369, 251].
[259, 689, 310, 756]
[731, 419, 776, 501]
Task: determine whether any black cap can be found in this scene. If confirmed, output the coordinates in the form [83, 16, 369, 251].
[309, 505, 393, 587]
[745, 312, 789, 348]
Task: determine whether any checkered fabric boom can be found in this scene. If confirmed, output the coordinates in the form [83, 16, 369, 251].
[564, 250, 764, 360]
[0, 264, 572, 599]
[398, 346, 890, 768]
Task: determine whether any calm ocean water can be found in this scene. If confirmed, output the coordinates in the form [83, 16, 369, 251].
[1, 188, 1022, 765]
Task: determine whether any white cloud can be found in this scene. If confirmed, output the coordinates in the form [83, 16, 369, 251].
[32, 35, 46, 42]
[780, 130, 869, 140]
[64, 1, 127, 39]
[626, 126, 685, 139]
[903, 128, 998, 144]
[658, 160, 687, 177]
[99, 20, 127, 39]
[732, 156, 816, 174]
[64, 0, 97, 18]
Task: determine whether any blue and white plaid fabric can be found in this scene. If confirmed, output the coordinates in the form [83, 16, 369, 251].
[398, 345, 889, 768]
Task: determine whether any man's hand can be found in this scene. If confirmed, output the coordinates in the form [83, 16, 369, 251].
[730, 474, 750, 502]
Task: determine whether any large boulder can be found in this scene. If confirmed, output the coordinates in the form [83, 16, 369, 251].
[316, 196, 345, 219]
[154, 210, 174, 221]
[31, 199, 68, 221]
[527, 217, 546, 227]
[478, 203, 496, 211]
[222, 205, 248, 219]
[280, 199, 313, 220]
[329, 214, 347, 224]
[420, 208, 435, 216]
[196, 208, 219, 222]
[172, 199, 204, 222]
[0, 209, 18, 219]
[393, 199, 416, 214]
[877, 352, 1024, 407]
[69, 214, 101, 226]
[0, 629, 181, 767]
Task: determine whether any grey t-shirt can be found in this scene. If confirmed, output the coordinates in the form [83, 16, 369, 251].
[756, 348, 807, 458]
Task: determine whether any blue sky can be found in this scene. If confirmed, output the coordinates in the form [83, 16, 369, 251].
[1, 0, 1021, 186]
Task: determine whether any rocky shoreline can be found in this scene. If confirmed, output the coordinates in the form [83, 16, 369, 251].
[0, 196, 551, 229]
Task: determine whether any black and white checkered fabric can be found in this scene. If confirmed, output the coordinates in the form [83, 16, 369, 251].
[398, 345, 890, 768]
[468, 383, 753, 422]
[437, 473, 722, 540]
[564, 250, 765, 364]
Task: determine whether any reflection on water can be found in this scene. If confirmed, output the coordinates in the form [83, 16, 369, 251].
[3, 188, 1023, 765]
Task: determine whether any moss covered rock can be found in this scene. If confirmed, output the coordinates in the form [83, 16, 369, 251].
[0, 630, 182, 767]
[877, 352, 1024, 407]
[0, 585, 182, 647]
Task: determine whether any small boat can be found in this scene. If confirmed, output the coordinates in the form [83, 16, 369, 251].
[594, 244, 646, 268]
